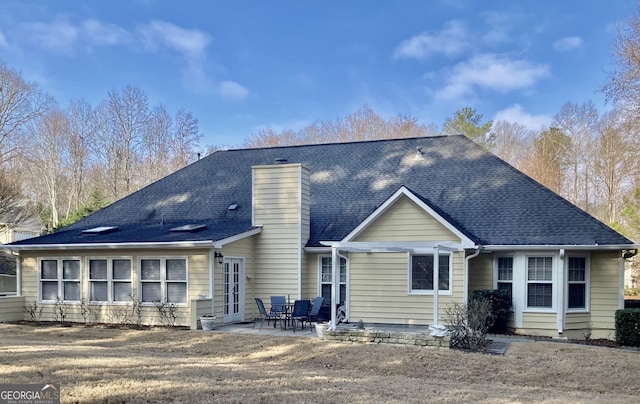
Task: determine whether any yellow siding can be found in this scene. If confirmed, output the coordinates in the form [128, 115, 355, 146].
[354, 196, 461, 242]
[519, 312, 556, 335]
[253, 164, 308, 301]
[468, 252, 493, 293]
[18, 248, 211, 327]
[590, 251, 621, 339]
[349, 251, 464, 325]
[0, 296, 25, 322]
[565, 312, 590, 330]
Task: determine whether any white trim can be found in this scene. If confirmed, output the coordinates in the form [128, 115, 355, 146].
[209, 249, 215, 317]
[483, 244, 639, 251]
[85, 256, 133, 304]
[37, 257, 82, 303]
[16, 256, 21, 297]
[523, 253, 558, 313]
[297, 165, 303, 300]
[4, 241, 214, 252]
[565, 253, 590, 314]
[557, 249, 565, 333]
[619, 256, 625, 309]
[212, 228, 262, 248]
[407, 250, 453, 296]
[464, 249, 480, 304]
[341, 186, 476, 248]
[137, 256, 189, 307]
[320, 241, 466, 253]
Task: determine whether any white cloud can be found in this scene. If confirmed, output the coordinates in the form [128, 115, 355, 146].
[82, 19, 129, 46]
[218, 81, 249, 101]
[435, 53, 550, 100]
[137, 20, 211, 58]
[23, 18, 78, 53]
[553, 36, 582, 52]
[493, 104, 552, 130]
[393, 20, 468, 59]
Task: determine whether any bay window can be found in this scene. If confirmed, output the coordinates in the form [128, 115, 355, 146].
[567, 256, 587, 310]
[526, 256, 553, 308]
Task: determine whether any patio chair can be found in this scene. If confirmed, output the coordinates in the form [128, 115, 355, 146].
[253, 298, 281, 331]
[290, 299, 311, 333]
[270, 295, 287, 315]
[308, 296, 324, 330]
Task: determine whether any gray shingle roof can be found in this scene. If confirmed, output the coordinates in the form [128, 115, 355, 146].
[10, 135, 634, 247]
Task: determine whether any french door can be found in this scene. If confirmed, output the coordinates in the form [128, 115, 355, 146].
[223, 258, 244, 323]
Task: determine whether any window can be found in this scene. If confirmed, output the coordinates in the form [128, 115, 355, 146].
[320, 256, 346, 307]
[139, 258, 187, 304]
[497, 257, 513, 305]
[410, 253, 451, 293]
[39, 258, 81, 302]
[568, 257, 587, 309]
[527, 256, 553, 308]
[88, 258, 132, 303]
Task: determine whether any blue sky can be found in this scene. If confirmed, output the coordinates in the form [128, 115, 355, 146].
[0, 0, 636, 148]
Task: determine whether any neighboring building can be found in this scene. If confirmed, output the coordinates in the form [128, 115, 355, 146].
[1, 136, 637, 339]
[0, 210, 45, 244]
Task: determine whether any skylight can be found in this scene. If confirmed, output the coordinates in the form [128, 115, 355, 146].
[82, 226, 119, 235]
[170, 224, 207, 233]
[228, 203, 238, 211]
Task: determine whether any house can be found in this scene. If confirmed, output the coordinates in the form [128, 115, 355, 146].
[1, 135, 637, 339]
[0, 208, 45, 244]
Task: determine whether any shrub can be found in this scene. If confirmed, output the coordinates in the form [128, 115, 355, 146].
[154, 299, 178, 327]
[615, 309, 640, 346]
[24, 300, 43, 322]
[471, 289, 512, 334]
[446, 299, 493, 351]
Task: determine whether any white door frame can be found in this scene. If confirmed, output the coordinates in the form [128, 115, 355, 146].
[223, 257, 245, 324]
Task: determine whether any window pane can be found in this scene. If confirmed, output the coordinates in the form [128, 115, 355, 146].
[568, 257, 586, 282]
[41, 281, 58, 300]
[64, 281, 80, 300]
[497, 282, 513, 303]
[439, 256, 450, 290]
[412, 255, 433, 290]
[113, 260, 131, 279]
[498, 257, 513, 281]
[113, 282, 131, 302]
[527, 283, 552, 308]
[63, 260, 80, 280]
[89, 260, 108, 280]
[528, 257, 552, 281]
[167, 282, 187, 303]
[141, 260, 161, 280]
[321, 257, 332, 282]
[41, 260, 58, 279]
[141, 282, 161, 302]
[90, 281, 108, 301]
[321, 284, 331, 303]
[166, 259, 186, 280]
[340, 258, 347, 283]
[568, 284, 586, 309]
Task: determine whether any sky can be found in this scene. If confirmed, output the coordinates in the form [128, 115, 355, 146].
[0, 0, 637, 149]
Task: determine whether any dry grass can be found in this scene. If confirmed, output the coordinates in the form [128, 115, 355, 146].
[1, 323, 639, 403]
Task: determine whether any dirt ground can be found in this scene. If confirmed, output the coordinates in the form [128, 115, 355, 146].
[1, 323, 639, 403]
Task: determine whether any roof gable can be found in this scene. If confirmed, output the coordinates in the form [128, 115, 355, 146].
[345, 186, 475, 247]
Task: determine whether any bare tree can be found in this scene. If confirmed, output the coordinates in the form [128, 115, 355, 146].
[65, 99, 95, 215]
[520, 127, 571, 195]
[244, 105, 437, 148]
[0, 61, 52, 166]
[552, 101, 599, 210]
[24, 109, 69, 227]
[95, 85, 149, 200]
[491, 120, 534, 169]
[171, 109, 201, 169]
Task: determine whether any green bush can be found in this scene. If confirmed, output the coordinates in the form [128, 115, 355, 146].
[615, 309, 640, 346]
[471, 289, 512, 334]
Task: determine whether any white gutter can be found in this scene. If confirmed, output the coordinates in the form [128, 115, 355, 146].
[1, 240, 215, 251]
[482, 244, 640, 251]
[464, 248, 481, 305]
[209, 249, 215, 317]
[433, 246, 440, 326]
[12, 250, 21, 297]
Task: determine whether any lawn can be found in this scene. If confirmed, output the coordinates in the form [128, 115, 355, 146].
[1, 323, 639, 403]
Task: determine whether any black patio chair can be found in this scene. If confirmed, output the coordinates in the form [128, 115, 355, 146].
[290, 299, 311, 333]
[253, 298, 281, 331]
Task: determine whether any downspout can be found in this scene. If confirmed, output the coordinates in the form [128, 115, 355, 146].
[214, 248, 216, 316]
[337, 250, 349, 323]
[464, 248, 481, 305]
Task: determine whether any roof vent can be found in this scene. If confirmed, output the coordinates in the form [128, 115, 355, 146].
[170, 224, 207, 233]
[228, 203, 238, 211]
[275, 158, 288, 164]
[82, 226, 119, 235]
[414, 145, 425, 160]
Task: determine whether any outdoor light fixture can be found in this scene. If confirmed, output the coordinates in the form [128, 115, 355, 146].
[215, 252, 224, 264]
